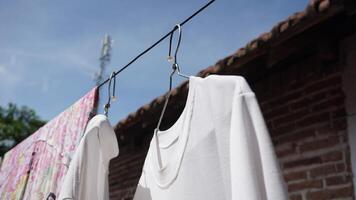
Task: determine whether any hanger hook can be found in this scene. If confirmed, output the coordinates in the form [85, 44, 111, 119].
[104, 71, 117, 116]
[168, 24, 182, 68]
[168, 24, 189, 79]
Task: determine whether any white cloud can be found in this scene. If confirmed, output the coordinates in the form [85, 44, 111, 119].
[0, 46, 98, 75]
[0, 63, 22, 86]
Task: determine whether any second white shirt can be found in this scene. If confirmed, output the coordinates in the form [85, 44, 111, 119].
[59, 114, 119, 200]
[134, 75, 288, 200]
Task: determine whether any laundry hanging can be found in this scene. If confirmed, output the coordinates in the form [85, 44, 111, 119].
[58, 114, 119, 200]
[59, 73, 119, 200]
[134, 75, 288, 200]
[0, 87, 98, 200]
[0, 129, 40, 199]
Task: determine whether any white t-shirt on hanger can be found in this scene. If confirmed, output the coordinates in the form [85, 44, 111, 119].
[134, 75, 288, 200]
[59, 114, 119, 200]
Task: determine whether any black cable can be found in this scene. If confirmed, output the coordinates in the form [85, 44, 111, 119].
[98, 0, 216, 89]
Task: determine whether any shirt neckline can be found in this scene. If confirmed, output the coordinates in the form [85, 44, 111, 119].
[149, 76, 198, 188]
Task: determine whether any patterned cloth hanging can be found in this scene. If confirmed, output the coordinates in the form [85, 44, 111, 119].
[0, 131, 40, 200]
[0, 87, 98, 200]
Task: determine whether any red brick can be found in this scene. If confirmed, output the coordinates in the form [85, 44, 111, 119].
[325, 175, 349, 186]
[271, 122, 296, 136]
[276, 128, 315, 145]
[305, 76, 341, 94]
[296, 112, 330, 127]
[311, 96, 344, 112]
[264, 104, 290, 120]
[310, 91, 329, 103]
[290, 194, 303, 200]
[288, 180, 323, 192]
[321, 151, 343, 163]
[274, 109, 309, 127]
[268, 91, 303, 107]
[290, 97, 313, 111]
[299, 137, 339, 153]
[291, 91, 329, 112]
[276, 147, 296, 158]
[309, 164, 336, 178]
[332, 118, 347, 130]
[336, 163, 346, 172]
[284, 157, 322, 169]
[306, 186, 353, 200]
[328, 87, 343, 96]
[284, 171, 307, 182]
[315, 123, 333, 132]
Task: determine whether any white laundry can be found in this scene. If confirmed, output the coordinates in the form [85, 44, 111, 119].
[134, 75, 288, 200]
[58, 114, 119, 200]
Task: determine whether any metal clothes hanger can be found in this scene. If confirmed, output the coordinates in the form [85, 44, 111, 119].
[168, 24, 189, 79]
[103, 71, 117, 116]
[155, 24, 190, 133]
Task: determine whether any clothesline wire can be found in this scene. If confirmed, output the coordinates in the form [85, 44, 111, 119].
[97, 0, 216, 89]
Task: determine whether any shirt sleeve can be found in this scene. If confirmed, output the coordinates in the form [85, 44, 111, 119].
[229, 85, 288, 199]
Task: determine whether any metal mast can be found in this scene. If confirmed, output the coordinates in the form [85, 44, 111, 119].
[95, 34, 112, 86]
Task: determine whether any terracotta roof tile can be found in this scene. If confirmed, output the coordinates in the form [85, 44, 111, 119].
[227, 56, 236, 67]
[170, 88, 178, 97]
[319, 0, 331, 12]
[236, 48, 247, 57]
[259, 32, 273, 42]
[280, 21, 290, 33]
[155, 95, 165, 105]
[138, 107, 145, 115]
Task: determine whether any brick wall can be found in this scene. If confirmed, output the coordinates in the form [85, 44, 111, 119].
[109, 149, 146, 199]
[255, 55, 353, 199]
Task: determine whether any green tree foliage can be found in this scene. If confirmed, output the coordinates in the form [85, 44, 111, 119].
[0, 103, 46, 156]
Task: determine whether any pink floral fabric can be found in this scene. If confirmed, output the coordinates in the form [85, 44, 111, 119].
[0, 87, 98, 200]
[0, 131, 40, 200]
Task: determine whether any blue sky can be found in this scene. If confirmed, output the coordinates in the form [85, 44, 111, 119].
[0, 0, 308, 123]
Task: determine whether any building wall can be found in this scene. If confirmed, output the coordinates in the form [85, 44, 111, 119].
[109, 148, 147, 199]
[108, 36, 355, 200]
[256, 56, 353, 200]
[342, 33, 356, 198]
